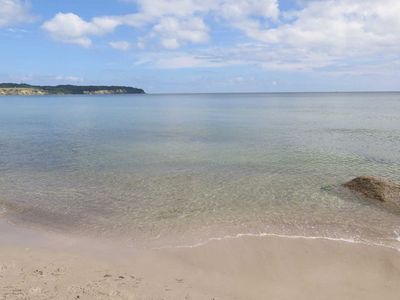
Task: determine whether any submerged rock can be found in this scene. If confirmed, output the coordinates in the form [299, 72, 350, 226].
[343, 176, 400, 206]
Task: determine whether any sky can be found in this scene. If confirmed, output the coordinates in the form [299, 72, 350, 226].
[0, 0, 399, 93]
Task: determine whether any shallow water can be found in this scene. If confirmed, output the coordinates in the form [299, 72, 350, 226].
[0, 93, 399, 248]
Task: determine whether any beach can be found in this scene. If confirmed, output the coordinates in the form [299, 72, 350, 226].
[1, 220, 400, 300]
[2, 0, 400, 297]
[1, 93, 400, 299]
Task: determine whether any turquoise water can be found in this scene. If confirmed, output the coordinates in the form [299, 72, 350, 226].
[0, 93, 399, 247]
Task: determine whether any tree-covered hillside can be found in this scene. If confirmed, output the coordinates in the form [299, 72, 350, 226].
[0, 83, 145, 95]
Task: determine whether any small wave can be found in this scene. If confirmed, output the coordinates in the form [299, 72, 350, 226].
[395, 231, 400, 242]
[153, 232, 400, 252]
[0, 206, 7, 215]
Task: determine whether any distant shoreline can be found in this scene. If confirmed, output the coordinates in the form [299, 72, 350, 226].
[2, 85, 400, 97]
[0, 83, 145, 96]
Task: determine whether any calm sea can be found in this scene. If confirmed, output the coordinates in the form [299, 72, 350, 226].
[0, 93, 399, 248]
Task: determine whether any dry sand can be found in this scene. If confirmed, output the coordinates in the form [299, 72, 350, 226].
[0, 220, 399, 300]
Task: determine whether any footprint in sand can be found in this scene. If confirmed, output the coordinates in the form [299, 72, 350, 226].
[33, 269, 44, 276]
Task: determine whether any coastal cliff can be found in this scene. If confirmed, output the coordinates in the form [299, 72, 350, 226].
[0, 83, 145, 96]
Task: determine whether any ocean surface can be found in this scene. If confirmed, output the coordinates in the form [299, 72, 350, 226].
[0, 93, 399, 248]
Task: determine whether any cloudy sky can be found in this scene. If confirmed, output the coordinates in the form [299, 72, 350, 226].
[0, 0, 399, 93]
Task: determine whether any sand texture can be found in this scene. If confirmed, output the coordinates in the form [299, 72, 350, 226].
[1, 221, 400, 300]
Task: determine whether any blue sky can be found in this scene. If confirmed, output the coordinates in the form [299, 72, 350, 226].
[0, 0, 399, 93]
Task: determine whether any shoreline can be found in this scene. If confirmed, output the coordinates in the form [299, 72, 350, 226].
[1, 219, 400, 299]
[3, 208, 400, 252]
[154, 231, 400, 253]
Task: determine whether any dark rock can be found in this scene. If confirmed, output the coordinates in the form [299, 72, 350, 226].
[343, 176, 400, 206]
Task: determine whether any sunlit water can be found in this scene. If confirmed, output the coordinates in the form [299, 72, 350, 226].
[0, 93, 399, 248]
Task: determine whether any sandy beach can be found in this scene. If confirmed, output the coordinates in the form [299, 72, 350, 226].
[1, 220, 399, 300]
[1, 93, 400, 300]
[2, 0, 400, 297]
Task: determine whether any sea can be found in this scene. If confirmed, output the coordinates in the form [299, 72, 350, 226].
[0, 92, 399, 248]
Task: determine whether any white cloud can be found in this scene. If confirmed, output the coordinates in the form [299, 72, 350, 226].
[241, 0, 400, 71]
[41, 0, 400, 74]
[220, 0, 279, 20]
[0, 0, 35, 28]
[110, 40, 131, 51]
[133, 40, 399, 76]
[126, 0, 279, 47]
[252, 0, 400, 53]
[42, 13, 121, 47]
[134, 50, 240, 69]
[152, 17, 209, 49]
[42, 0, 278, 49]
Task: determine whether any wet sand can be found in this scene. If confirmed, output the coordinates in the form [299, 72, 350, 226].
[1, 220, 400, 300]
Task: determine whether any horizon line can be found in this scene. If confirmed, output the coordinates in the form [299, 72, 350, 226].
[148, 90, 400, 95]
